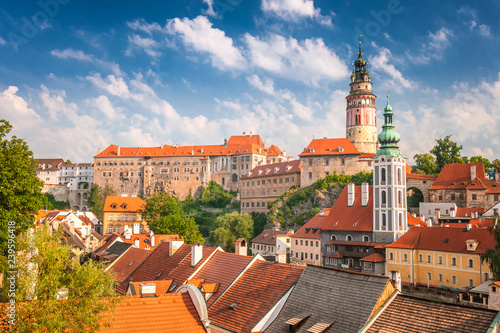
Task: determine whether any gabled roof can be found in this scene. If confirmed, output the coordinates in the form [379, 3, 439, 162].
[95, 233, 123, 253]
[359, 253, 385, 263]
[128, 280, 174, 296]
[251, 229, 293, 245]
[241, 160, 301, 180]
[292, 208, 330, 239]
[298, 138, 359, 157]
[364, 294, 499, 333]
[406, 173, 437, 180]
[264, 265, 394, 333]
[266, 145, 285, 157]
[107, 247, 152, 284]
[35, 158, 65, 171]
[121, 233, 182, 250]
[100, 293, 206, 333]
[104, 242, 132, 257]
[103, 196, 146, 213]
[321, 186, 373, 232]
[429, 163, 500, 190]
[209, 260, 303, 333]
[188, 251, 254, 307]
[385, 226, 496, 254]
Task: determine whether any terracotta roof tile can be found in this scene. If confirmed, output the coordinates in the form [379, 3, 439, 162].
[103, 196, 146, 213]
[406, 173, 437, 180]
[121, 233, 182, 250]
[35, 158, 65, 171]
[251, 229, 293, 245]
[359, 253, 385, 262]
[100, 293, 206, 333]
[209, 261, 303, 333]
[128, 280, 174, 296]
[292, 209, 330, 239]
[107, 247, 151, 284]
[429, 163, 499, 190]
[241, 160, 301, 179]
[266, 144, 285, 157]
[298, 138, 360, 156]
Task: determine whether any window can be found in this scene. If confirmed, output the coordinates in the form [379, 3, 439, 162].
[308, 172, 312, 180]
[427, 272, 432, 281]
[341, 158, 345, 165]
[472, 194, 477, 200]
[381, 168, 386, 182]
[438, 274, 443, 282]
[316, 254, 318, 260]
[300, 240, 303, 246]
[305, 240, 308, 246]
[108, 226, 113, 233]
[116, 226, 121, 233]
[346, 235, 353, 241]
[468, 259, 474, 268]
[389, 252, 394, 260]
[427, 255, 431, 263]
[452, 275, 457, 284]
[363, 235, 370, 242]
[485, 273, 490, 281]
[316, 241, 319, 247]
[451, 257, 457, 266]
[308, 159, 312, 166]
[403, 253, 408, 262]
[438, 256, 443, 265]
[364, 262, 373, 270]
[305, 253, 308, 259]
[232, 173, 238, 182]
[330, 234, 336, 241]
[381, 191, 387, 205]
[109, 214, 113, 221]
[469, 279, 474, 288]
[418, 254, 423, 262]
[117, 214, 121, 221]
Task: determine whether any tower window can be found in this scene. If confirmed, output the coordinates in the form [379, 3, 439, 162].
[355, 115, 361, 125]
[382, 214, 387, 229]
[381, 168, 386, 182]
[381, 191, 387, 205]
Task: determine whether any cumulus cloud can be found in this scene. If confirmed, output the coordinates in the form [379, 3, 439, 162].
[244, 33, 348, 85]
[166, 15, 246, 70]
[126, 34, 161, 57]
[85, 95, 125, 120]
[261, 0, 333, 26]
[406, 28, 453, 64]
[0, 86, 42, 131]
[86, 73, 132, 98]
[246, 74, 276, 96]
[127, 18, 164, 35]
[51, 48, 123, 76]
[369, 44, 414, 91]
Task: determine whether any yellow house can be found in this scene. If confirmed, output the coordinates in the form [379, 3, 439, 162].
[386, 226, 495, 289]
[103, 196, 147, 235]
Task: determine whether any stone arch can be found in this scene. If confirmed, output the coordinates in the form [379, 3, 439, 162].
[406, 175, 435, 202]
[73, 205, 79, 211]
[407, 187, 425, 213]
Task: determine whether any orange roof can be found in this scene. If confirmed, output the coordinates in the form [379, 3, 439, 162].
[187, 279, 205, 288]
[456, 207, 486, 217]
[298, 138, 360, 156]
[322, 186, 373, 232]
[208, 261, 304, 333]
[406, 173, 437, 180]
[430, 163, 500, 190]
[266, 144, 284, 157]
[407, 212, 426, 227]
[292, 208, 330, 239]
[35, 158, 65, 171]
[386, 226, 496, 254]
[108, 247, 152, 284]
[241, 159, 301, 180]
[201, 283, 220, 293]
[100, 293, 206, 333]
[359, 253, 385, 262]
[128, 280, 174, 296]
[405, 163, 413, 174]
[103, 196, 146, 213]
[251, 229, 293, 245]
[122, 234, 182, 250]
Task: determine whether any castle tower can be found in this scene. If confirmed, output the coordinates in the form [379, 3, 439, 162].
[346, 41, 378, 154]
[373, 95, 407, 243]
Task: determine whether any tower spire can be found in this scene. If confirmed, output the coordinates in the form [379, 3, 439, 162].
[358, 35, 362, 57]
[375, 93, 403, 158]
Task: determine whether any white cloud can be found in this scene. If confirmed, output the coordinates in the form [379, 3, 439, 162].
[0, 86, 42, 131]
[0, 37, 6, 45]
[458, 5, 491, 37]
[261, 0, 333, 27]
[406, 28, 453, 64]
[126, 18, 163, 35]
[478, 24, 491, 37]
[290, 98, 313, 121]
[86, 73, 132, 98]
[85, 95, 124, 120]
[51, 48, 123, 76]
[202, 0, 218, 18]
[39, 85, 79, 123]
[118, 126, 157, 147]
[244, 33, 348, 86]
[126, 34, 161, 57]
[369, 45, 413, 91]
[246, 74, 276, 96]
[166, 15, 246, 70]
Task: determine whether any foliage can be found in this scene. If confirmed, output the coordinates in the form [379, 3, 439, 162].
[481, 218, 500, 281]
[65, 159, 71, 164]
[209, 212, 253, 252]
[6, 226, 118, 332]
[86, 184, 116, 218]
[430, 134, 464, 172]
[0, 120, 45, 259]
[407, 188, 424, 208]
[469, 156, 492, 172]
[350, 171, 373, 185]
[250, 212, 268, 239]
[199, 181, 233, 208]
[413, 153, 439, 175]
[43, 193, 70, 210]
[142, 193, 204, 244]
[492, 159, 500, 173]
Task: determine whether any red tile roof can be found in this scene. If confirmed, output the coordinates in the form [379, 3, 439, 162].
[430, 163, 500, 191]
[385, 226, 496, 254]
[128, 280, 174, 296]
[292, 208, 330, 239]
[107, 247, 152, 284]
[208, 261, 304, 333]
[35, 158, 65, 171]
[407, 212, 426, 227]
[121, 233, 182, 250]
[241, 159, 301, 180]
[100, 293, 206, 333]
[359, 253, 385, 262]
[456, 207, 486, 217]
[406, 173, 437, 180]
[321, 185, 373, 232]
[266, 144, 285, 157]
[103, 196, 146, 213]
[189, 251, 254, 307]
[95, 233, 123, 253]
[298, 138, 360, 156]
[251, 229, 293, 245]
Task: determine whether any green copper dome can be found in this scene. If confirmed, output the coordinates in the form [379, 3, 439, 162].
[375, 95, 404, 158]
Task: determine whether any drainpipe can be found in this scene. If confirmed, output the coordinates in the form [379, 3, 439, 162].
[411, 248, 414, 286]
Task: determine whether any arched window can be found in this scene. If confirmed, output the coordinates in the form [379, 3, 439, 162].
[330, 234, 337, 241]
[346, 235, 353, 241]
[363, 235, 370, 242]
[381, 191, 386, 205]
[399, 213, 403, 228]
[382, 214, 387, 229]
[398, 191, 402, 205]
[232, 173, 238, 182]
[398, 168, 402, 183]
[355, 114, 361, 125]
[381, 168, 386, 182]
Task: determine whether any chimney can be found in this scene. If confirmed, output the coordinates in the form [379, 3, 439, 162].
[133, 223, 140, 234]
[117, 146, 121, 156]
[283, 150, 286, 157]
[124, 227, 131, 240]
[191, 242, 203, 266]
[98, 148, 101, 154]
[243, 131, 246, 136]
[224, 138, 227, 148]
[69, 221, 75, 234]
[435, 208, 441, 219]
[361, 182, 369, 206]
[471, 164, 476, 180]
[235, 238, 247, 256]
[139, 283, 156, 297]
[151, 235, 155, 247]
[134, 238, 140, 248]
[427, 218, 433, 227]
[450, 208, 456, 218]
[347, 183, 355, 207]
[249, 131, 252, 137]
[495, 170, 499, 181]
[467, 223, 471, 231]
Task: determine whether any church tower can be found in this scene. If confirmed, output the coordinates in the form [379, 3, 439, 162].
[372, 95, 407, 243]
[346, 41, 378, 154]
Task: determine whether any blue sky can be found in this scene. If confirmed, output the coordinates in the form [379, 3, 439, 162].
[0, 0, 499, 163]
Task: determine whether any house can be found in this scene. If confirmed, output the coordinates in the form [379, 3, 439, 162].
[385, 226, 495, 289]
[121, 227, 182, 251]
[290, 208, 330, 265]
[36, 158, 65, 185]
[264, 265, 396, 333]
[361, 293, 500, 333]
[104, 246, 151, 288]
[239, 159, 301, 213]
[208, 260, 304, 333]
[102, 196, 147, 235]
[251, 229, 293, 263]
[429, 163, 500, 209]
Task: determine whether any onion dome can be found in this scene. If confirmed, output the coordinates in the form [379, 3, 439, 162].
[375, 95, 403, 158]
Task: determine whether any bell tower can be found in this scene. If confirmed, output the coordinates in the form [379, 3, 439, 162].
[372, 95, 407, 243]
[346, 41, 377, 154]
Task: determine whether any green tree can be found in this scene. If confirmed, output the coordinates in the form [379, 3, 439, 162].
[491, 159, 500, 173]
[430, 134, 464, 172]
[351, 171, 373, 185]
[87, 184, 116, 218]
[65, 159, 72, 164]
[481, 218, 500, 280]
[0, 120, 45, 258]
[469, 156, 492, 172]
[209, 212, 253, 252]
[5, 226, 118, 332]
[43, 193, 70, 210]
[200, 181, 233, 208]
[413, 153, 438, 175]
[251, 212, 268, 239]
[407, 188, 424, 208]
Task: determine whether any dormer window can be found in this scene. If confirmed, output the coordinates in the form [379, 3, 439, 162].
[111, 203, 117, 209]
[309, 146, 315, 153]
[121, 203, 127, 209]
[338, 146, 344, 153]
[466, 239, 479, 252]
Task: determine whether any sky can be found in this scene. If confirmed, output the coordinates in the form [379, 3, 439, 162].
[0, 0, 499, 163]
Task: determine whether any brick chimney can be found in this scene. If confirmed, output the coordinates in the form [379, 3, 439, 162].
[235, 238, 247, 256]
[191, 242, 203, 266]
[347, 183, 355, 207]
[361, 182, 369, 207]
[471, 164, 477, 180]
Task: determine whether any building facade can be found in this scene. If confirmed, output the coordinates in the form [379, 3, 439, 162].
[239, 159, 301, 213]
[102, 196, 147, 235]
[250, 229, 293, 263]
[291, 208, 329, 265]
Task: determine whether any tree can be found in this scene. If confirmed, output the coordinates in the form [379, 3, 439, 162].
[0, 120, 45, 259]
[65, 159, 72, 164]
[351, 171, 373, 185]
[413, 153, 438, 175]
[87, 184, 116, 218]
[491, 159, 500, 173]
[469, 156, 492, 172]
[481, 218, 500, 281]
[200, 181, 233, 208]
[251, 212, 268, 239]
[209, 212, 253, 252]
[43, 193, 70, 210]
[430, 134, 464, 172]
[4, 226, 118, 332]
